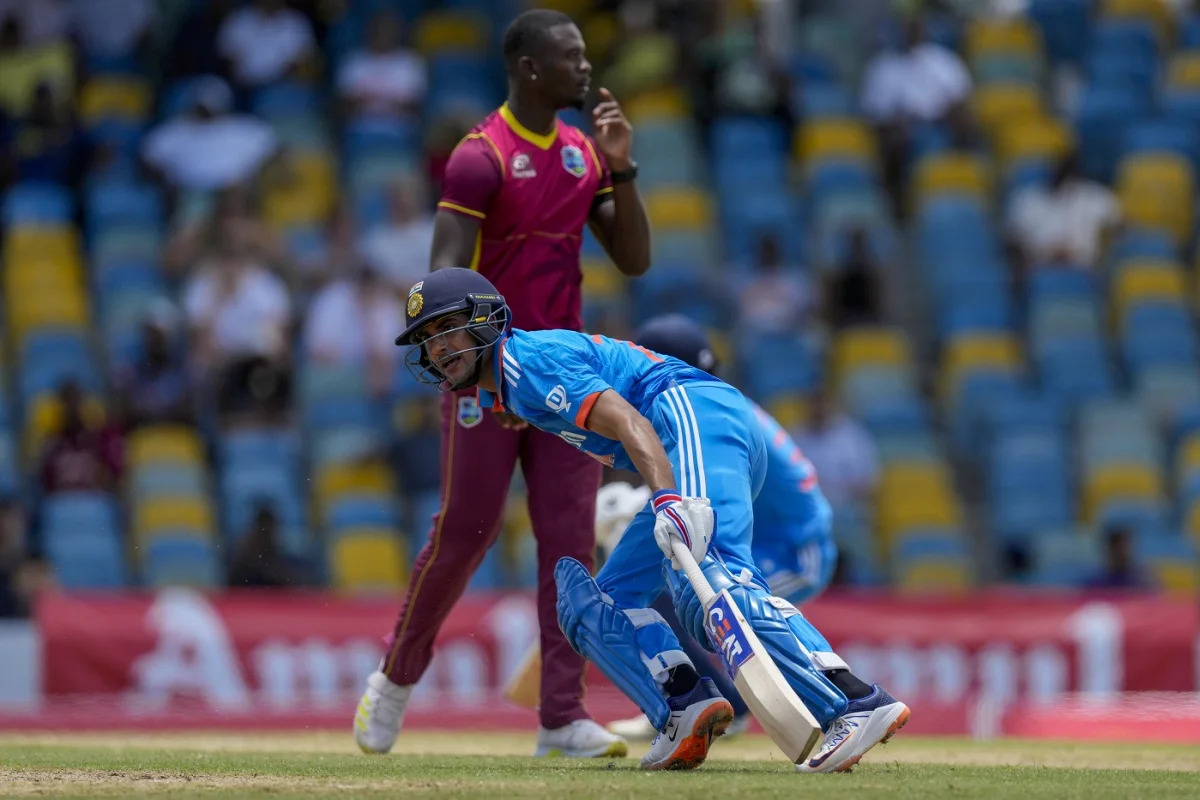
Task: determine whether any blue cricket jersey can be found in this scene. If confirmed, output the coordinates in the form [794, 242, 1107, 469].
[478, 329, 714, 470]
[749, 403, 832, 550]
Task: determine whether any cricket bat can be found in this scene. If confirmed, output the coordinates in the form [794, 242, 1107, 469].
[503, 642, 542, 709]
[670, 540, 822, 764]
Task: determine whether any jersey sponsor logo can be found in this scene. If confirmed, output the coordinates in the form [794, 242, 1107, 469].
[511, 153, 537, 179]
[544, 385, 572, 413]
[706, 594, 756, 681]
[457, 396, 483, 428]
[561, 145, 587, 178]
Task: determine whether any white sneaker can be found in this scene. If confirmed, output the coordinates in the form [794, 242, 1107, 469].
[640, 678, 734, 771]
[607, 713, 658, 741]
[535, 719, 628, 758]
[353, 670, 413, 754]
[795, 685, 909, 774]
[610, 710, 751, 741]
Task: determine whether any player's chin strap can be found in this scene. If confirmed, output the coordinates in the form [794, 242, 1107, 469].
[666, 555, 849, 730]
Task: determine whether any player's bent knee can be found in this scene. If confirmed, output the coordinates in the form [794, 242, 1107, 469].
[666, 556, 848, 725]
[554, 557, 677, 730]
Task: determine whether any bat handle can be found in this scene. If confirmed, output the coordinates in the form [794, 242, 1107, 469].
[671, 540, 717, 607]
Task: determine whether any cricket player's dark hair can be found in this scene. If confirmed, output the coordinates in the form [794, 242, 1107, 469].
[502, 9, 575, 71]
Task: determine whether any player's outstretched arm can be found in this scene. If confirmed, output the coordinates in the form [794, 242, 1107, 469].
[588, 88, 651, 277]
[582, 389, 674, 491]
[430, 210, 482, 270]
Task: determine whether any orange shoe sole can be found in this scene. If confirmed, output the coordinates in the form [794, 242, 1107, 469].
[832, 705, 911, 774]
[644, 700, 735, 772]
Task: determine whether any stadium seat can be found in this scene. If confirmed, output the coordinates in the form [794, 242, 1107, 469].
[330, 532, 407, 592]
[127, 425, 205, 468]
[912, 153, 993, 206]
[133, 495, 216, 542]
[142, 535, 222, 588]
[794, 119, 877, 167]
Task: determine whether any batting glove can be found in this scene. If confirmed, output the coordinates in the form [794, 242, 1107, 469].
[651, 490, 714, 569]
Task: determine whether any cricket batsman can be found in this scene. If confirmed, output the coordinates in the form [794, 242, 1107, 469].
[353, 9, 649, 760]
[606, 313, 838, 740]
[392, 268, 909, 773]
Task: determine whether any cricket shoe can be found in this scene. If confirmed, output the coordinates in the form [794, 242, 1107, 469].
[535, 719, 628, 758]
[353, 670, 412, 754]
[640, 678, 734, 771]
[609, 711, 750, 742]
[795, 685, 910, 774]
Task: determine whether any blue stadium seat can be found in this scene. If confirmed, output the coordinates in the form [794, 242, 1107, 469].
[1030, 529, 1101, 585]
[1075, 85, 1150, 181]
[3, 182, 73, 225]
[1107, 228, 1178, 265]
[737, 330, 822, 400]
[1122, 118, 1200, 173]
[19, 332, 102, 401]
[1029, 0, 1092, 65]
[251, 82, 321, 119]
[44, 492, 126, 589]
[143, 535, 222, 588]
[328, 494, 399, 533]
[85, 181, 162, 232]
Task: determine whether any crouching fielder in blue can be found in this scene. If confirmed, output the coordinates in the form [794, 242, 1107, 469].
[395, 269, 909, 773]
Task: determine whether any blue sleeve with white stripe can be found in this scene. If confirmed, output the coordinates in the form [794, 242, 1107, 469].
[505, 331, 612, 429]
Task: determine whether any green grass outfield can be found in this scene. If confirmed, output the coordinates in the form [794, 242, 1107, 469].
[2, 732, 1198, 799]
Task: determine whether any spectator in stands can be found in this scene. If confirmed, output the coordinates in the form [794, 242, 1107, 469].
[694, 0, 792, 129]
[358, 176, 434, 293]
[164, 187, 288, 280]
[793, 389, 880, 510]
[1085, 524, 1154, 591]
[0, 500, 37, 618]
[69, 0, 155, 63]
[601, 0, 681, 101]
[182, 200, 293, 425]
[825, 227, 887, 330]
[39, 381, 123, 496]
[115, 302, 193, 429]
[141, 76, 278, 194]
[228, 503, 304, 588]
[1007, 149, 1122, 273]
[217, 0, 315, 92]
[860, 16, 972, 215]
[337, 10, 426, 121]
[737, 233, 814, 333]
[303, 261, 402, 398]
[167, 0, 235, 79]
[0, 10, 74, 119]
[0, 0, 69, 46]
[10, 79, 80, 184]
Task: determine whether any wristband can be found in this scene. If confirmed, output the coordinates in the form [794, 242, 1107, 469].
[610, 162, 638, 183]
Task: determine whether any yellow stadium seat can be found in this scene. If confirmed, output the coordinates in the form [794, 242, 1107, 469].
[79, 77, 152, 124]
[896, 560, 972, 594]
[331, 533, 407, 592]
[973, 85, 1041, 136]
[1112, 264, 1186, 319]
[0, 42, 74, 115]
[939, 334, 1022, 401]
[581, 259, 627, 300]
[127, 426, 205, 467]
[645, 188, 712, 230]
[1168, 53, 1200, 88]
[262, 150, 337, 229]
[878, 499, 961, 543]
[912, 153, 993, 205]
[1117, 153, 1195, 243]
[580, 12, 618, 65]
[1176, 434, 1200, 481]
[965, 18, 1041, 61]
[1101, 0, 1172, 42]
[414, 12, 489, 55]
[1082, 464, 1164, 523]
[765, 395, 809, 431]
[795, 119, 876, 166]
[995, 116, 1073, 168]
[316, 460, 395, 513]
[622, 87, 690, 123]
[134, 496, 216, 540]
[7, 297, 89, 341]
[3, 227, 82, 271]
[833, 326, 912, 367]
[880, 461, 953, 492]
[1153, 561, 1198, 595]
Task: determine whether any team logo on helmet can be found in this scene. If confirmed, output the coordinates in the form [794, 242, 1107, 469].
[407, 291, 423, 319]
[561, 145, 587, 178]
[457, 395, 482, 428]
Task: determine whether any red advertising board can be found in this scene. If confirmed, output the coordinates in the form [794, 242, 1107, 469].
[22, 589, 1200, 737]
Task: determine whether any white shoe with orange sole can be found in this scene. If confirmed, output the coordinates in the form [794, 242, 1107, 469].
[795, 685, 910, 774]
[639, 678, 735, 771]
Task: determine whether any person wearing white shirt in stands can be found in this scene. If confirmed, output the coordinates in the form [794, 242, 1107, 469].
[1007, 150, 1122, 271]
[303, 262, 402, 397]
[337, 10, 426, 119]
[792, 390, 880, 510]
[217, 0, 315, 89]
[141, 76, 277, 192]
[860, 17, 972, 126]
[357, 176, 434, 293]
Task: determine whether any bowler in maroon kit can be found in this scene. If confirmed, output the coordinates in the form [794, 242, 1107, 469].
[352, 9, 650, 758]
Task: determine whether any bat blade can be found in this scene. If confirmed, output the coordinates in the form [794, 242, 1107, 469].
[705, 589, 821, 763]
